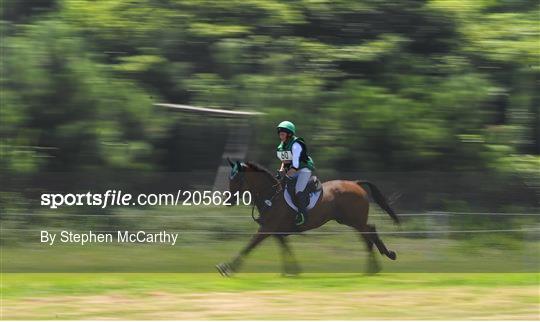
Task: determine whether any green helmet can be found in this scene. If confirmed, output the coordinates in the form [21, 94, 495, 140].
[277, 121, 296, 135]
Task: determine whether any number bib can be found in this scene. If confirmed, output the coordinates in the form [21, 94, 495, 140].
[277, 150, 292, 161]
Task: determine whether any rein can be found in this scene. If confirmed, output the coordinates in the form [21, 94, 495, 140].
[249, 179, 283, 224]
[233, 162, 286, 225]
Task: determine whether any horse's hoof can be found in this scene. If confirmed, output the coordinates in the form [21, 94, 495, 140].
[282, 272, 300, 278]
[365, 265, 381, 275]
[216, 263, 233, 277]
[387, 251, 397, 260]
[366, 260, 381, 275]
[282, 267, 301, 277]
[364, 269, 377, 276]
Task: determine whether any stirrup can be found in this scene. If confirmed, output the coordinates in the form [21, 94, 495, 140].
[295, 212, 305, 226]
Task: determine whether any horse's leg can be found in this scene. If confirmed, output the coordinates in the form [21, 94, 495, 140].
[216, 229, 270, 276]
[275, 235, 301, 276]
[353, 224, 381, 274]
[366, 224, 397, 260]
[339, 195, 381, 274]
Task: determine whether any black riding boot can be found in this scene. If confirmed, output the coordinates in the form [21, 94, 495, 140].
[295, 190, 309, 226]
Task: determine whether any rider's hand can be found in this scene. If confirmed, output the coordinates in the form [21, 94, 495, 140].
[286, 168, 297, 177]
[275, 170, 284, 180]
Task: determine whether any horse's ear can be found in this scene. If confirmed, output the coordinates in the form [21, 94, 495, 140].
[227, 157, 234, 167]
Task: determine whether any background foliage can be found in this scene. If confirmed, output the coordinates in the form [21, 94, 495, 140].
[1, 0, 538, 211]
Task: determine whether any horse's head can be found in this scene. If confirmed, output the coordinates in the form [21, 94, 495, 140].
[227, 159, 247, 205]
[227, 158, 278, 206]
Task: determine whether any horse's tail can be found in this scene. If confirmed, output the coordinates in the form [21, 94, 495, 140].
[355, 180, 400, 224]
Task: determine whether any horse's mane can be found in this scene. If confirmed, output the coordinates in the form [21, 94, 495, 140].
[245, 161, 276, 181]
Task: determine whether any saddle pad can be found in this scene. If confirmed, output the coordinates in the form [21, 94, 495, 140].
[284, 189, 322, 212]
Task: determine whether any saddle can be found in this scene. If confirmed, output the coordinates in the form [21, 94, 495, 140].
[284, 175, 323, 212]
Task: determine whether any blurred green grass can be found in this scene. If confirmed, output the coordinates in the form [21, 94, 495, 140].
[2, 235, 539, 273]
[1, 273, 538, 319]
[2, 272, 538, 298]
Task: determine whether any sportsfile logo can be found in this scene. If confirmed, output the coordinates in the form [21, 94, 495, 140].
[40, 190, 252, 209]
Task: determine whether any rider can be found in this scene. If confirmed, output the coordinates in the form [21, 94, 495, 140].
[276, 121, 315, 225]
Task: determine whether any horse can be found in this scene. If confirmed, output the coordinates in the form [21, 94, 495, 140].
[216, 160, 400, 276]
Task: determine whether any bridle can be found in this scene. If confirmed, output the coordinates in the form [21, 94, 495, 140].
[250, 179, 282, 223]
[230, 163, 282, 224]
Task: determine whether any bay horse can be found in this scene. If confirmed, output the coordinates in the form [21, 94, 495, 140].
[216, 160, 400, 276]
